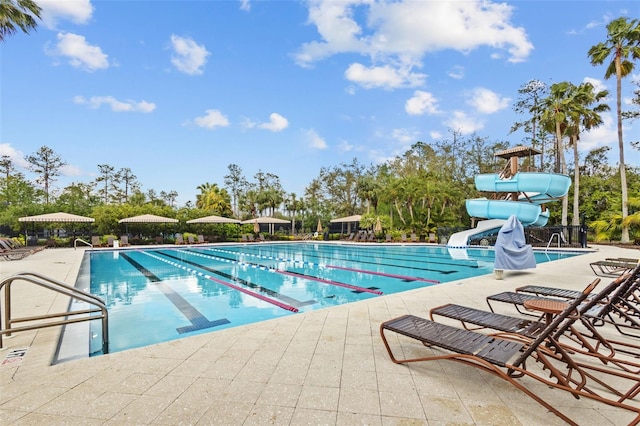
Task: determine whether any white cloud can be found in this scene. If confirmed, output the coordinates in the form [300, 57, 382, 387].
[296, 0, 533, 86]
[466, 87, 510, 114]
[0, 143, 29, 168]
[579, 112, 618, 152]
[193, 109, 230, 129]
[444, 110, 484, 134]
[405, 90, 440, 115]
[305, 129, 327, 149]
[345, 63, 425, 89]
[74, 96, 156, 113]
[239, 0, 251, 12]
[448, 65, 464, 80]
[60, 164, 83, 177]
[258, 113, 289, 132]
[49, 32, 109, 71]
[337, 139, 354, 152]
[170, 35, 210, 75]
[39, 0, 93, 28]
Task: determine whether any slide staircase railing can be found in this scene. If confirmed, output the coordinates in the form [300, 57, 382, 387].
[0, 271, 109, 354]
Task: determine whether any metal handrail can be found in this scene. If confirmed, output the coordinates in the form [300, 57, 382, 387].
[545, 232, 565, 251]
[1, 271, 109, 354]
[74, 238, 92, 249]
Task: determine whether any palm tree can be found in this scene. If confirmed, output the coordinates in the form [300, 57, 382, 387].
[588, 17, 640, 243]
[0, 0, 41, 42]
[538, 82, 574, 226]
[566, 82, 610, 226]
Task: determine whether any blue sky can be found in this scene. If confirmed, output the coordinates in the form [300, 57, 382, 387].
[2, 0, 639, 207]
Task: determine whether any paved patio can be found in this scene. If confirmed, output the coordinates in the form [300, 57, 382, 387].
[1, 243, 639, 425]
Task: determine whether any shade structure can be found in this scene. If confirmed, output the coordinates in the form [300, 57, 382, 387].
[240, 216, 290, 224]
[19, 212, 95, 223]
[241, 216, 290, 235]
[118, 214, 178, 224]
[186, 214, 241, 224]
[329, 214, 362, 223]
[330, 214, 361, 235]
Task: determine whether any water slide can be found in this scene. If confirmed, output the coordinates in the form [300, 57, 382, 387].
[446, 219, 506, 248]
[466, 172, 570, 227]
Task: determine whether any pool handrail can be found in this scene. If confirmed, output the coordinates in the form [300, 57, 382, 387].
[0, 271, 109, 354]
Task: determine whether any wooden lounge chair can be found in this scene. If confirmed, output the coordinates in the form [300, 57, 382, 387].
[380, 279, 640, 425]
[590, 259, 637, 277]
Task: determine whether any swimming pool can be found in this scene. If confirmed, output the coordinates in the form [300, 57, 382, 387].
[68, 242, 579, 357]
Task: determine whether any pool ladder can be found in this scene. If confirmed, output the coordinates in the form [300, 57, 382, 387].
[0, 271, 109, 354]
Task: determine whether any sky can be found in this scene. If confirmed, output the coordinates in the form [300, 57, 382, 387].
[2, 0, 639, 207]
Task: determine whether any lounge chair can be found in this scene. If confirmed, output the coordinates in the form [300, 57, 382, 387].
[432, 272, 640, 379]
[590, 259, 637, 277]
[400, 233, 407, 243]
[0, 240, 33, 260]
[107, 236, 114, 247]
[258, 233, 266, 242]
[380, 280, 640, 425]
[120, 235, 130, 247]
[410, 233, 418, 242]
[187, 235, 195, 244]
[385, 234, 392, 242]
[428, 232, 436, 243]
[91, 236, 102, 247]
[175, 234, 185, 245]
[197, 235, 205, 244]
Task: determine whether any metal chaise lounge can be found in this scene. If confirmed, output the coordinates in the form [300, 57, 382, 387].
[431, 270, 640, 372]
[380, 280, 640, 425]
[590, 259, 638, 277]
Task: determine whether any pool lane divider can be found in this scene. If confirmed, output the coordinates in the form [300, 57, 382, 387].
[205, 246, 440, 284]
[161, 250, 315, 309]
[139, 250, 300, 312]
[181, 248, 384, 295]
[120, 252, 230, 333]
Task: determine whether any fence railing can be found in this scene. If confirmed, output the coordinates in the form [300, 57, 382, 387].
[438, 225, 588, 248]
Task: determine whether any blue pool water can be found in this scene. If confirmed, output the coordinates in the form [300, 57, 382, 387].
[84, 242, 580, 354]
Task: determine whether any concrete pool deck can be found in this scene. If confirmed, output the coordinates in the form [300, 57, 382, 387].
[1, 243, 639, 425]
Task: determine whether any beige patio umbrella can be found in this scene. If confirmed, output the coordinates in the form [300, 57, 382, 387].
[317, 219, 323, 233]
[253, 220, 260, 233]
[241, 216, 290, 235]
[186, 214, 241, 224]
[330, 214, 362, 234]
[118, 214, 179, 237]
[19, 212, 95, 244]
[118, 214, 178, 224]
[19, 212, 95, 223]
